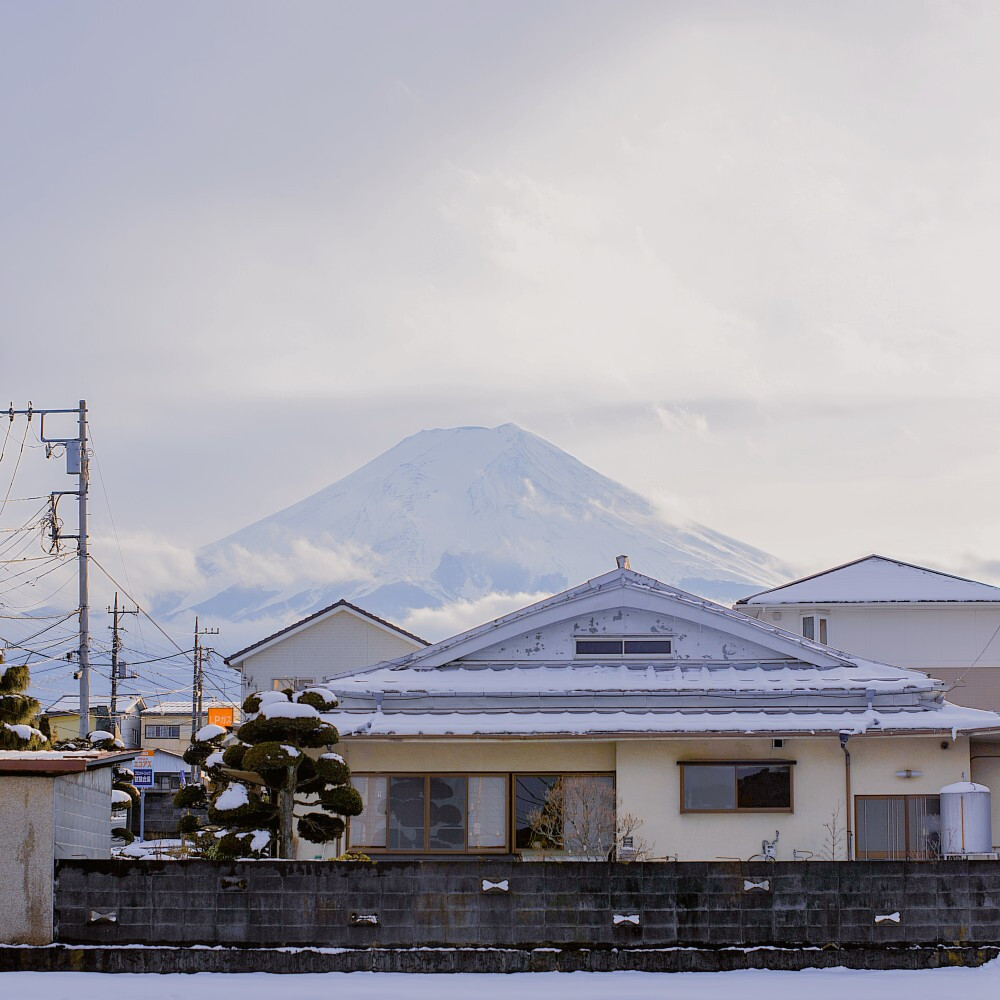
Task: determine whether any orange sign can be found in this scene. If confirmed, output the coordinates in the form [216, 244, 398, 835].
[207, 706, 234, 728]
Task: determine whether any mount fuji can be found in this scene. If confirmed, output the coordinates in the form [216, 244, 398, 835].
[157, 424, 791, 645]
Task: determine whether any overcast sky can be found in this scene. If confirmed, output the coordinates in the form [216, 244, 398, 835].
[4, 0, 1000, 621]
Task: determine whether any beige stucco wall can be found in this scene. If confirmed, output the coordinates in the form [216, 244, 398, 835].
[332, 733, 973, 861]
[0, 776, 54, 944]
[141, 713, 195, 755]
[618, 734, 970, 861]
[239, 609, 423, 699]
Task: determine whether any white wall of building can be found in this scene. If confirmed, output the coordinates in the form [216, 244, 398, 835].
[742, 602, 1000, 710]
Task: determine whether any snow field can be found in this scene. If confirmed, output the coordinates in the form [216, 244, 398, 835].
[2, 964, 999, 1000]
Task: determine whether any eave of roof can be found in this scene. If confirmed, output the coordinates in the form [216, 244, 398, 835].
[224, 599, 429, 666]
[0, 749, 138, 775]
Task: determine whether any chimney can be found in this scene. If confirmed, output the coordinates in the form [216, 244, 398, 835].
[616, 555, 630, 570]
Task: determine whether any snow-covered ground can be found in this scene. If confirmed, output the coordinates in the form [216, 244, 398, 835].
[3, 964, 999, 1000]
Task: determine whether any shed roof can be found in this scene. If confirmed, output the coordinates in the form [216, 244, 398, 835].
[0, 749, 137, 775]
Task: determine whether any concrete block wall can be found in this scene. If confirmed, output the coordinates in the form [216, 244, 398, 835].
[53, 769, 112, 860]
[0, 776, 55, 945]
[54, 859, 1000, 949]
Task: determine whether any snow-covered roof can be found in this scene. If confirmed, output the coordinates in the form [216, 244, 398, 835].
[736, 555, 1000, 606]
[44, 694, 145, 714]
[320, 565, 1000, 740]
[141, 700, 239, 716]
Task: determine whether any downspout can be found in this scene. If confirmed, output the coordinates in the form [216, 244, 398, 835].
[840, 732, 853, 860]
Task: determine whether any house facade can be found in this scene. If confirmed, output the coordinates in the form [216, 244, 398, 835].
[140, 700, 241, 756]
[316, 562, 1000, 863]
[43, 694, 145, 747]
[735, 555, 1000, 711]
[225, 599, 427, 701]
[735, 554, 1000, 841]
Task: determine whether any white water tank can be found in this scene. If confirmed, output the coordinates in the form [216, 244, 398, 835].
[939, 780, 992, 855]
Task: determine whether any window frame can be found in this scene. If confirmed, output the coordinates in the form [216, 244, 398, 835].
[855, 794, 941, 860]
[347, 772, 511, 855]
[679, 760, 795, 814]
[574, 637, 673, 658]
[801, 615, 829, 644]
[144, 724, 181, 740]
[512, 771, 617, 852]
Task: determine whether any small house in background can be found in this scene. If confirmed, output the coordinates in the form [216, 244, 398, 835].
[42, 694, 145, 747]
[0, 749, 136, 944]
[140, 700, 241, 756]
[224, 599, 427, 701]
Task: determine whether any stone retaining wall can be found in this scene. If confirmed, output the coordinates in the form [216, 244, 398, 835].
[53, 859, 1000, 951]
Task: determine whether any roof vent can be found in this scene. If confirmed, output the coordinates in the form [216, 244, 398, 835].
[616, 555, 630, 570]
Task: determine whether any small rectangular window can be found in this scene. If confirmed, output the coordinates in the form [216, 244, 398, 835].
[623, 638, 672, 655]
[575, 639, 623, 655]
[575, 637, 674, 656]
[802, 616, 829, 644]
[681, 763, 793, 813]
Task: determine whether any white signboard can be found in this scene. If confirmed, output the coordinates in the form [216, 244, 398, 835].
[133, 750, 154, 789]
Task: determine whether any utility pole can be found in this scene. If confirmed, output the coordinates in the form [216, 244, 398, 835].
[77, 400, 89, 738]
[108, 592, 139, 740]
[191, 616, 219, 776]
[9, 401, 90, 737]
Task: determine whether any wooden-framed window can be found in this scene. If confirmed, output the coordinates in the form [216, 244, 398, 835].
[679, 761, 794, 813]
[513, 773, 616, 852]
[348, 774, 508, 853]
[855, 795, 941, 859]
[574, 638, 673, 657]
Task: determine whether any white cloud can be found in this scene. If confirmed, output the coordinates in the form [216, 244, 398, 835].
[205, 538, 376, 591]
[403, 591, 553, 641]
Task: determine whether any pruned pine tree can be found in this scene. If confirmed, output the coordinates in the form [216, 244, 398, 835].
[0, 655, 47, 750]
[175, 687, 362, 859]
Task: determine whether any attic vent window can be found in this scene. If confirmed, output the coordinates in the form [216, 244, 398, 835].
[575, 638, 672, 657]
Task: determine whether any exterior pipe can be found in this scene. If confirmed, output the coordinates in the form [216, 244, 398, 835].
[840, 732, 853, 860]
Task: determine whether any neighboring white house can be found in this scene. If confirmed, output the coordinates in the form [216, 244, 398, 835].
[315, 560, 1000, 863]
[225, 599, 427, 701]
[734, 555, 1000, 713]
[735, 554, 1000, 838]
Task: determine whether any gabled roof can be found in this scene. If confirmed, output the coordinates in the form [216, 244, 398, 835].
[736, 555, 1000, 606]
[44, 694, 146, 715]
[319, 565, 1000, 738]
[224, 599, 428, 667]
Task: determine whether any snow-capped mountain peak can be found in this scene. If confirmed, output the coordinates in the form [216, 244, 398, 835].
[161, 424, 790, 645]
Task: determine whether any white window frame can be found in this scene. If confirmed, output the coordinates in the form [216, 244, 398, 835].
[574, 636, 674, 658]
[801, 615, 828, 644]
